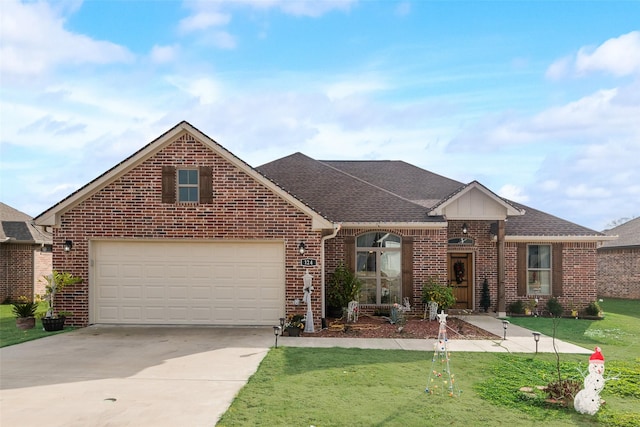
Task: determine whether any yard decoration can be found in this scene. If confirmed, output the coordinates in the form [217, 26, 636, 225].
[302, 270, 315, 333]
[40, 270, 82, 331]
[425, 311, 460, 397]
[574, 347, 606, 415]
[12, 296, 38, 330]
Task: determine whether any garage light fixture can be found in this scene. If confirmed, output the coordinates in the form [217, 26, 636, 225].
[462, 223, 468, 234]
[63, 240, 73, 252]
[298, 241, 306, 255]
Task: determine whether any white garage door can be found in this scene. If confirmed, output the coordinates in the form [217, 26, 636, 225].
[92, 241, 285, 325]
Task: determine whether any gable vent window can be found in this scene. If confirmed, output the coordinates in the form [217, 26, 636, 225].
[178, 169, 199, 202]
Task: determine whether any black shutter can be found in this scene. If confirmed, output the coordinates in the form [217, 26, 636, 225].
[162, 166, 176, 203]
[517, 243, 527, 296]
[345, 236, 355, 273]
[402, 236, 414, 302]
[552, 243, 563, 296]
[199, 166, 213, 203]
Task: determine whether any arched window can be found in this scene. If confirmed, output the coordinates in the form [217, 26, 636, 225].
[355, 232, 402, 305]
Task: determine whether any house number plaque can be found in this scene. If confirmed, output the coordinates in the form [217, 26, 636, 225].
[300, 259, 317, 266]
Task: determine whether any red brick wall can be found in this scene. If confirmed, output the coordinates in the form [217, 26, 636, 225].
[324, 220, 600, 317]
[52, 132, 322, 326]
[0, 243, 44, 302]
[324, 227, 448, 313]
[597, 248, 640, 299]
[504, 241, 599, 313]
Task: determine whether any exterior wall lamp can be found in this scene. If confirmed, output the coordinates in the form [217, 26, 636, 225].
[298, 241, 306, 255]
[462, 223, 468, 234]
[63, 240, 73, 252]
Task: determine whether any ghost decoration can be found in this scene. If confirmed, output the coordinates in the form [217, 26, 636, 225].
[302, 270, 315, 333]
[574, 347, 606, 415]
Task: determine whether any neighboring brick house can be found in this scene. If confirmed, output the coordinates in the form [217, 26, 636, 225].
[35, 121, 612, 328]
[1, 202, 52, 302]
[597, 217, 640, 299]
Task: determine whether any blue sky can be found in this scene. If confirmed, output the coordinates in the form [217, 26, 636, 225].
[1, 0, 639, 231]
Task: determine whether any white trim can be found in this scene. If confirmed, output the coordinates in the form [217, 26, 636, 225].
[340, 222, 448, 229]
[429, 181, 524, 217]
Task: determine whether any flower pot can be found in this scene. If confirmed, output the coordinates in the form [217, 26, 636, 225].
[16, 317, 36, 330]
[286, 327, 301, 337]
[42, 317, 66, 332]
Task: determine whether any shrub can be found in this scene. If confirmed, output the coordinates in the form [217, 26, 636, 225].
[326, 264, 361, 309]
[507, 300, 525, 314]
[421, 278, 455, 309]
[546, 297, 563, 317]
[11, 297, 38, 318]
[585, 300, 602, 317]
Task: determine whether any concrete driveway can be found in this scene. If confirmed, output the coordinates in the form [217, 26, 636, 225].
[1, 326, 273, 427]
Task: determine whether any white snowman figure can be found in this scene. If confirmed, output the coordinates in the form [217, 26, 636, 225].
[574, 347, 606, 415]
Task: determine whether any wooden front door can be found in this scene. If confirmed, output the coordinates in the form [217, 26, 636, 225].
[448, 253, 473, 310]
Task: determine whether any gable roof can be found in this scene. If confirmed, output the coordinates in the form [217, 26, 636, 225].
[600, 217, 640, 249]
[258, 154, 608, 240]
[1, 202, 52, 244]
[34, 122, 332, 230]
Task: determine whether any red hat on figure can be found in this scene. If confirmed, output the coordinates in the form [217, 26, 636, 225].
[589, 347, 604, 364]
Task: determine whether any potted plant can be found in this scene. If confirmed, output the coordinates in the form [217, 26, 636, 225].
[40, 270, 82, 331]
[12, 296, 38, 330]
[285, 314, 305, 337]
[421, 277, 456, 313]
[326, 264, 361, 318]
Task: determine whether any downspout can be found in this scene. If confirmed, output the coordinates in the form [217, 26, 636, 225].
[321, 223, 342, 321]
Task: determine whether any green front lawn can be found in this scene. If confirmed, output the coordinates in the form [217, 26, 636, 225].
[219, 298, 640, 426]
[0, 303, 73, 347]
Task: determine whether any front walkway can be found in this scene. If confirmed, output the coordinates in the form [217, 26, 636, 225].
[279, 314, 591, 354]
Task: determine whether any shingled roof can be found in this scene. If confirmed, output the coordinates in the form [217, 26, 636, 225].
[600, 217, 640, 249]
[257, 154, 605, 238]
[257, 153, 442, 223]
[1, 202, 52, 244]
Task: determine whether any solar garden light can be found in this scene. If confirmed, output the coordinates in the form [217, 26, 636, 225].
[532, 332, 541, 354]
[502, 319, 509, 340]
[273, 325, 281, 348]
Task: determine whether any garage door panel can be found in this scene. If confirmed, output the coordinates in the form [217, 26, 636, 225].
[93, 241, 284, 325]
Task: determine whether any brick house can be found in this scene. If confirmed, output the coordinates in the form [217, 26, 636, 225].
[597, 217, 640, 299]
[34, 121, 612, 328]
[1, 202, 52, 302]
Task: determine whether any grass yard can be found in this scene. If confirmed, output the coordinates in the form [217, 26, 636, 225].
[219, 298, 639, 427]
[0, 303, 72, 347]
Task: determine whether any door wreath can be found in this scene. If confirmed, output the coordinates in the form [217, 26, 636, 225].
[454, 261, 465, 284]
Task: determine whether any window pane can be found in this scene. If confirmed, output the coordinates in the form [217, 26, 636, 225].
[528, 270, 551, 294]
[360, 277, 377, 304]
[357, 252, 376, 273]
[178, 169, 198, 185]
[528, 245, 551, 268]
[357, 232, 378, 247]
[179, 187, 198, 202]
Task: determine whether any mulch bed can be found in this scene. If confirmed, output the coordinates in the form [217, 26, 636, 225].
[306, 315, 499, 340]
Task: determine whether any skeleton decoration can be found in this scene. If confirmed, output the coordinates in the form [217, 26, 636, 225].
[574, 347, 606, 415]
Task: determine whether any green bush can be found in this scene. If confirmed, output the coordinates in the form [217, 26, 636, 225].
[507, 300, 525, 314]
[584, 300, 602, 316]
[11, 297, 38, 318]
[326, 264, 361, 309]
[546, 297, 563, 317]
[421, 278, 455, 309]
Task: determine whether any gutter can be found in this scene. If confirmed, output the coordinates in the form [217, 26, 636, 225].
[320, 223, 342, 321]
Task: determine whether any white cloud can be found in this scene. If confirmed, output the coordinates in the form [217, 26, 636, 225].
[576, 31, 640, 77]
[150, 44, 179, 64]
[546, 31, 640, 79]
[498, 184, 529, 203]
[0, 0, 133, 79]
[178, 11, 231, 33]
